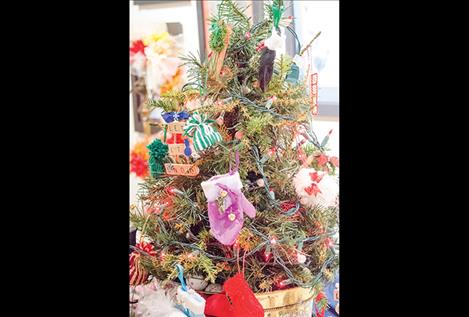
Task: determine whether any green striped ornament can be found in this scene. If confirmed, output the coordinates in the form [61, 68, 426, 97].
[183, 112, 222, 153]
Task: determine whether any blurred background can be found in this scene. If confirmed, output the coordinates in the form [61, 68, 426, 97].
[130, 0, 339, 205]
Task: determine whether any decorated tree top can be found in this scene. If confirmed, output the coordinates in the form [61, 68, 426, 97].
[130, 0, 339, 294]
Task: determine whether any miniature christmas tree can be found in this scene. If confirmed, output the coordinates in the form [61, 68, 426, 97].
[130, 0, 339, 301]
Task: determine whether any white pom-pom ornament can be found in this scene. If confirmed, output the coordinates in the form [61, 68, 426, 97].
[293, 168, 339, 208]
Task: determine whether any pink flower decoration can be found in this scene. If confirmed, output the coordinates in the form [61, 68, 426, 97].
[317, 154, 329, 167]
[329, 156, 339, 167]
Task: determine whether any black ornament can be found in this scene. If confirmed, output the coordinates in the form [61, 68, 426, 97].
[246, 171, 266, 191]
[247, 171, 258, 183]
[258, 48, 276, 91]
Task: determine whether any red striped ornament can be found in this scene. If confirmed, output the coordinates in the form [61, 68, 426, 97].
[129, 242, 156, 286]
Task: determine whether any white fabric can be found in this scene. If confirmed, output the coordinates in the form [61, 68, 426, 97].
[201, 172, 243, 202]
[134, 286, 186, 317]
[264, 27, 286, 51]
[176, 287, 206, 315]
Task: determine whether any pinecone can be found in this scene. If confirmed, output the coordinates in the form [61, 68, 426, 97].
[223, 106, 239, 138]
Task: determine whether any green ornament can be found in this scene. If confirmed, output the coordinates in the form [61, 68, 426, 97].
[147, 139, 168, 178]
[209, 20, 227, 53]
[272, 0, 285, 30]
[183, 112, 222, 153]
[286, 62, 299, 84]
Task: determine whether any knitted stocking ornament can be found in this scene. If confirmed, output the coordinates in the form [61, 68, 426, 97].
[183, 112, 223, 153]
[201, 171, 256, 245]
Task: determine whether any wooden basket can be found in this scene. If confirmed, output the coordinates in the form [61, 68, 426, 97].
[255, 287, 316, 317]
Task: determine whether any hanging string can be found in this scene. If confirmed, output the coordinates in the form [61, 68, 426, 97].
[228, 147, 233, 173]
[229, 147, 240, 175]
[242, 248, 247, 276]
[236, 245, 241, 273]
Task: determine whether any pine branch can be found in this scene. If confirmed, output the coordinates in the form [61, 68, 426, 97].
[217, 0, 250, 29]
[180, 51, 208, 94]
[146, 98, 178, 112]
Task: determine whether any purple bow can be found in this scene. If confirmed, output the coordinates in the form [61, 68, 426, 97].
[207, 183, 256, 246]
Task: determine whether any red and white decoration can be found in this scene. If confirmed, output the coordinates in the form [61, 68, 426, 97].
[129, 242, 157, 286]
[310, 73, 318, 115]
[293, 167, 338, 208]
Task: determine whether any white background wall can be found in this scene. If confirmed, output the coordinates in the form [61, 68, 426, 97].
[129, 0, 200, 49]
[311, 118, 339, 157]
[293, 0, 339, 156]
[293, 0, 339, 88]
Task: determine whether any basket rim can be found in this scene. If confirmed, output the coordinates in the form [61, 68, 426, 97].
[254, 286, 316, 312]
[199, 286, 315, 296]
[254, 286, 314, 298]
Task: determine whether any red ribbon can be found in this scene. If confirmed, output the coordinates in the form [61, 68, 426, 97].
[130, 40, 146, 55]
[135, 242, 157, 255]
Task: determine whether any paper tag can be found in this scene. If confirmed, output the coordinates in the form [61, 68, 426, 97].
[168, 144, 186, 156]
[164, 163, 200, 176]
[311, 73, 318, 115]
[166, 121, 185, 134]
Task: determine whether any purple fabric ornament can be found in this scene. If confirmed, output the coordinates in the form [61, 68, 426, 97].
[201, 171, 256, 245]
